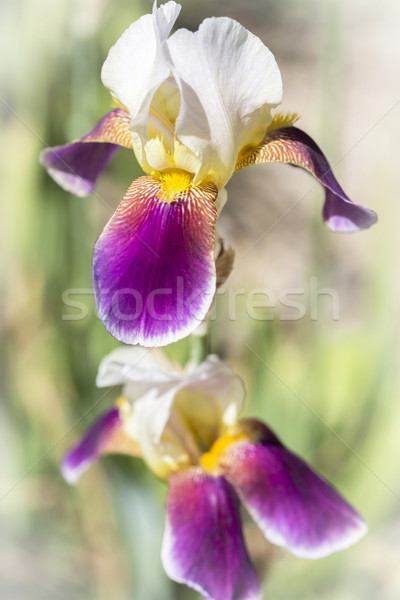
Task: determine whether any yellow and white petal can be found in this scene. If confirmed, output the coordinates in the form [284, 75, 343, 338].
[174, 356, 245, 450]
[150, 76, 181, 128]
[127, 356, 245, 479]
[95, 351, 245, 480]
[172, 139, 202, 175]
[125, 386, 199, 479]
[144, 137, 175, 172]
[144, 134, 202, 176]
[167, 17, 282, 188]
[101, 2, 181, 170]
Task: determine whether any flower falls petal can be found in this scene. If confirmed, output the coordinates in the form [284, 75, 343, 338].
[220, 421, 367, 559]
[60, 406, 140, 484]
[167, 17, 282, 188]
[162, 468, 261, 600]
[40, 109, 132, 196]
[236, 126, 377, 232]
[92, 176, 218, 347]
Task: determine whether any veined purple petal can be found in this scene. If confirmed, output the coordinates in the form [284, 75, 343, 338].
[61, 406, 140, 484]
[92, 176, 218, 347]
[40, 109, 133, 197]
[236, 126, 377, 232]
[162, 468, 261, 600]
[220, 420, 367, 559]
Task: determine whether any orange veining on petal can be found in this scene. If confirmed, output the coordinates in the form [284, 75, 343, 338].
[234, 111, 300, 172]
[84, 110, 133, 149]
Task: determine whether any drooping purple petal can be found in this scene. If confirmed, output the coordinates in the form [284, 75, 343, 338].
[236, 126, 377, 232]
[219, 419, 367, 559]
[61, 406, 140, 484]
[92, 176, 218, 347]
[40, 109, 133, 197]
[162, 467, 261, 600]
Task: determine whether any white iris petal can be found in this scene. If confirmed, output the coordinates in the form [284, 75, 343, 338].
[96, 348, 245, 479]
[101, 2, 180, 170]
[167, 16, 283, 187]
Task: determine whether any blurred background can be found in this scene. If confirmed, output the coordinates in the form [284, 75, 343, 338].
[1, 0, 399, 598]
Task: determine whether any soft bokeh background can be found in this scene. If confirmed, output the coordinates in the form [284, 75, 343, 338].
[1, 0, 399, 598]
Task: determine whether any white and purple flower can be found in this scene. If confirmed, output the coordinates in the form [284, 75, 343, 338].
[62, 347, 367, 600]
[41, 2, 377, 347]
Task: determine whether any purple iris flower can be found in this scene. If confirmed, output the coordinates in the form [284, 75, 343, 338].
[62, 347, 367, 600]
[41, 2, 377, 347]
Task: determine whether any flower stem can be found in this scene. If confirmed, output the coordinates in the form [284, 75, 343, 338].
[188, 329, 209, 367]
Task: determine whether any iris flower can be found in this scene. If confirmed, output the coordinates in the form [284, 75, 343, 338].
[41, 2, 377, 347]
[62, 347, 367, 600]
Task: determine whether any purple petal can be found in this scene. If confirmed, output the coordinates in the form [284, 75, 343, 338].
[236, 126, 377, 232]
[220, 419, 367, 559]
[61, 407, 122, 484]
[92, 176, 218, 347]
[40, 109, 133, 196]
[162, 468, 261, 600]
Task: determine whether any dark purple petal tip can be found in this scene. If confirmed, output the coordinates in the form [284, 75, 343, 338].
[162, 468, 261, 600]
[61, 407, 122, 484]
[322, 188, 377, 232]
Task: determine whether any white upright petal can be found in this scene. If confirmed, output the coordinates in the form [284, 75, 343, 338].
[101, 2, 181, 166]
[167, 17, 282, 188]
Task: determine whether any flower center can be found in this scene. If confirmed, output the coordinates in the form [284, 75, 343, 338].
[199, 431, 247, 474]
[159, 169, 192, 203]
